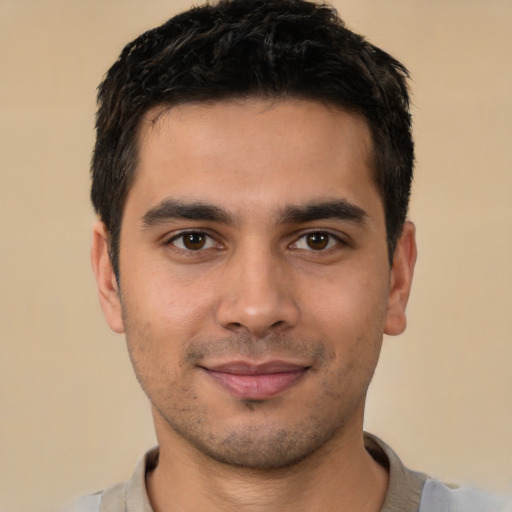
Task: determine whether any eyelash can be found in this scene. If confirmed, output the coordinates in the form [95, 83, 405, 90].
[290, 231, 345, 252]
[165, 230, 345, 253]
[166, 231, 220, 252]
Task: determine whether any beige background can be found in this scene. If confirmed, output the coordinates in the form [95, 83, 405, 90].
[1, 1, 511, 511]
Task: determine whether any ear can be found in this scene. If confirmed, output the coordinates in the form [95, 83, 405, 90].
[90, 221, 125, 333]
[384, 221, 417, 336]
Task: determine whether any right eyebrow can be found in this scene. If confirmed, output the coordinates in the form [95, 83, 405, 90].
[140, 199, 234, 228]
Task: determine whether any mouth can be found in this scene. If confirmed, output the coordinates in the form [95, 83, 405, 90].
[200, 361, 310, 400]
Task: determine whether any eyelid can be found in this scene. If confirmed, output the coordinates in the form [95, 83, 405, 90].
[289, 230, 346, 251]
[162, 228, 347, 253]
[165, 230, 222, 251]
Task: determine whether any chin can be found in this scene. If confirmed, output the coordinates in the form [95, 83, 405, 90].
[163, 407, 346, 471]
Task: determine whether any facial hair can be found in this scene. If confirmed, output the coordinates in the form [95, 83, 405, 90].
[126, 325, 376, 471]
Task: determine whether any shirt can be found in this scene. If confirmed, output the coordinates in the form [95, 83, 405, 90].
[69, 433, 511, 512]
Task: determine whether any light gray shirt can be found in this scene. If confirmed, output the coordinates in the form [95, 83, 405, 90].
[68, 434, 511, 512]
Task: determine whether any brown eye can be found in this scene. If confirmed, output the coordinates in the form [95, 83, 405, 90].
[306, 232, 330, 250]
[169, 231, 217, 251]
[289, 231, 341, 252]
[183, 232, 206, 250]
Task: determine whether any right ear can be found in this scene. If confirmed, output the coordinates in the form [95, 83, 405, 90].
[91, 221, 125, 333]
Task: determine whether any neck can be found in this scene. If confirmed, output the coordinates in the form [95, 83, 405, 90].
[147, 422, 388, 512]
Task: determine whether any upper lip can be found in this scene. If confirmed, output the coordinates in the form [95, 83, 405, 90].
[201, 360, 310, 375]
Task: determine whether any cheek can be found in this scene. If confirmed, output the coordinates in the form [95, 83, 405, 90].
[302, 264, 389, 381]
[119, 273, 221, 391]
[305, 267, 389, 334]
[123, 267, 218, 338]
[123, 315, 184, 406]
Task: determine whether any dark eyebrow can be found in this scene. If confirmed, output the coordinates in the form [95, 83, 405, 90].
[141, 199, 234, 227]
[280, 200, 368, 225]
[141, 198, 367, 228]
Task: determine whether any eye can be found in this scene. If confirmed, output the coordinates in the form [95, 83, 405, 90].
[168, 231, 218, 251]
[291, 231, 342, 251]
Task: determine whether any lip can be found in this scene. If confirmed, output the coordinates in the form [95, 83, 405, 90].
[201, 360, 310, 400]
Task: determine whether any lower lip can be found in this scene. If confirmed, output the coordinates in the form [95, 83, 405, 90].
[204, 369, 307, 400]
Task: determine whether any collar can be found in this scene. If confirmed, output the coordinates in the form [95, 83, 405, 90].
[99, 433, 428, 512]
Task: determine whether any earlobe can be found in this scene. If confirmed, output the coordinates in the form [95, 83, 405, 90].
[384, 221, 417, 336]
[91, 221, 125, 334]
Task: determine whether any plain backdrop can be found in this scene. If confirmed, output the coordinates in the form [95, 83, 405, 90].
[0, 1, 511, 511]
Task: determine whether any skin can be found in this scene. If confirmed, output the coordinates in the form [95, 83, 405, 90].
[92, 98, 416, 512]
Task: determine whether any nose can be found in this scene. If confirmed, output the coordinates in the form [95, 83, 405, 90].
[215, 245, 300, 338]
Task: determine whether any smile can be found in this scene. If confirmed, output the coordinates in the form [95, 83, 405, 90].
[201, 361, 310, 400]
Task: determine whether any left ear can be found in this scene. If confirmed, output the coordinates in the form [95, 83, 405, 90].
[384, 221, 417, 336]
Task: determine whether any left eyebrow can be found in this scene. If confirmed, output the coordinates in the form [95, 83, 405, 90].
[279, 199, 368, 225]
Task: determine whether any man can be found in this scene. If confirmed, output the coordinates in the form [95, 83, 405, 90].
[76, 0, 509, 511]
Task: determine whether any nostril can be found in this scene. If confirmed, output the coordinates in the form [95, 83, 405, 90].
[226, 321, 243, 330]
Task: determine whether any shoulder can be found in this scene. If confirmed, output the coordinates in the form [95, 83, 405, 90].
[365, 433, 512, 512]
[419, 479, 512, 512]
[63, 481, 127, 512]
[61, 448, 157, 512]
[63, 491, 102, 512]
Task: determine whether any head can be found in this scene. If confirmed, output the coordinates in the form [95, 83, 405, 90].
[91, 0, 413, 280]
[90, 0, 417, 472]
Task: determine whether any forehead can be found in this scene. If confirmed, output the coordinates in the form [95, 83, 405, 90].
[139, 98, 372, 163]
[128, 98, 381, 222]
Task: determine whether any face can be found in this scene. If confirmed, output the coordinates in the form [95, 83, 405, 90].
[92, 98, 416, 469]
